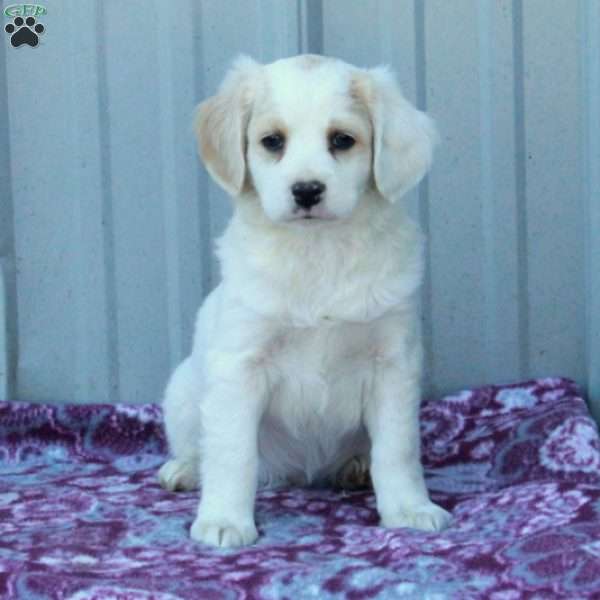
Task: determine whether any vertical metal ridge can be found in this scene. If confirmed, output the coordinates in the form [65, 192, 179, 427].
[67, 0, 99, 403]
[0, 32, 17, 401]
[0, 38, 11, 261]
[193, 1, 212, 296]
[296, 0, 303, 52]
[378, 0, 395, 64]
[257, 0, 300, 60]
[298, 0, 323, 55]
[582, 0, 600, 418]
[0, 258, 16, 402]
[95, 1, 121, 403]
[155, 0, 183, 367]
[414, 0, 434, 391]
[511, 0, 530, 378]
[477, 1, 498, 380]
[0, 268, 8, 401]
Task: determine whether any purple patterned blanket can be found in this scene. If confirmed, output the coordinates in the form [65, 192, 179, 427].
[1, 378, 600, 599]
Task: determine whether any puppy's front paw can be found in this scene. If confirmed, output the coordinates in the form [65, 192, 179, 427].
[190, 516, 258, 548]
[381, 502, 451, 532]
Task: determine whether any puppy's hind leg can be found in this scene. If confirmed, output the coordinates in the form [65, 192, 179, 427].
[158, 356, 202, 492]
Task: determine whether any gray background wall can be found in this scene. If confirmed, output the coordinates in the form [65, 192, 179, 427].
[0, 0, 598, 417]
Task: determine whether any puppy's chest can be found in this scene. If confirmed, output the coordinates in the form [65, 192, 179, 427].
[265, 319, 377, 382]
[261, 320, 376, 454]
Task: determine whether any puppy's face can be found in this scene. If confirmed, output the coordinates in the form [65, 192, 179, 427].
[246, 58, 372, 223]
[196, 55, 437, 225]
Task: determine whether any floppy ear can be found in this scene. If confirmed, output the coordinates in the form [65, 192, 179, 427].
[194, 55, 261, 196]
[364, 67, 438, 202]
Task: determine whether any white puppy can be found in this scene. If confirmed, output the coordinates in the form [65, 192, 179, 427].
[158, 54, 451, 547]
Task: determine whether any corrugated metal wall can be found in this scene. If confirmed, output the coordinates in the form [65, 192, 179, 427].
[1, 0, 598, 415]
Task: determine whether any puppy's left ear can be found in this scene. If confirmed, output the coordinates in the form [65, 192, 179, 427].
[194, 55, 262, 196]
[361, 67, 438, 202]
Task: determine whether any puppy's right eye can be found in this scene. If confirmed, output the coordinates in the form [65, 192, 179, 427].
[261, 133, 285, 152]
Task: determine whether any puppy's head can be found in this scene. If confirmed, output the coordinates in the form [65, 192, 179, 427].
[195, 55, 437, 224]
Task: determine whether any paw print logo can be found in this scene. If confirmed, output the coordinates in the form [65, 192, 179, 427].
[5, 16, 45, 48]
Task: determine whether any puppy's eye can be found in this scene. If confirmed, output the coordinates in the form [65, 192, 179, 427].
[329, 132, 355, 151]
[261, 133, 285, 152]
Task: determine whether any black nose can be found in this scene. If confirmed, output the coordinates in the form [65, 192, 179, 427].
[292, 180, 326, 209]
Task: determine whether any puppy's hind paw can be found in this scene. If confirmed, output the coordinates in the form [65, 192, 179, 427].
[158, 459, 198, 492]
[381, 502, 451, 532]
[334, 455, 371, 490]
[190, 517, 258, 548]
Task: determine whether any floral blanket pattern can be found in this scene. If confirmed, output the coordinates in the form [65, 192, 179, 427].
[1, 378, 600, 599]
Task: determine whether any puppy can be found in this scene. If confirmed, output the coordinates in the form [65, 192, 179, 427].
[158, 54, 451, 547]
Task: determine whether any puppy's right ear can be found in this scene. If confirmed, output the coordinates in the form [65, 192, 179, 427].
[194, 55, 261, 196]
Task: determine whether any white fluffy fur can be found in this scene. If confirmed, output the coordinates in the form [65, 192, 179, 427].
[158, 55, 451, 547]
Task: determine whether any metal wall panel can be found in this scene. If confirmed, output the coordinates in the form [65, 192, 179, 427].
[583, 0, 600, 421]
[0, 0, 597, 413]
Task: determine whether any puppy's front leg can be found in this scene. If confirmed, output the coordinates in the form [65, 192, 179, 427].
[366, 363, 451, 532]
[191, 356, 267, 547]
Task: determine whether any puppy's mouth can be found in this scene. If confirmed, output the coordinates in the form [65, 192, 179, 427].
[290, 213, 335, 224]
[289, 206, 336, 223]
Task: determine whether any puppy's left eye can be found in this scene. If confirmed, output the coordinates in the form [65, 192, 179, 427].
[329, 132, 355, 151]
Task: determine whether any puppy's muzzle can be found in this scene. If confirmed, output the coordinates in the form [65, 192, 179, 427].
[292, 180, 326, 210]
